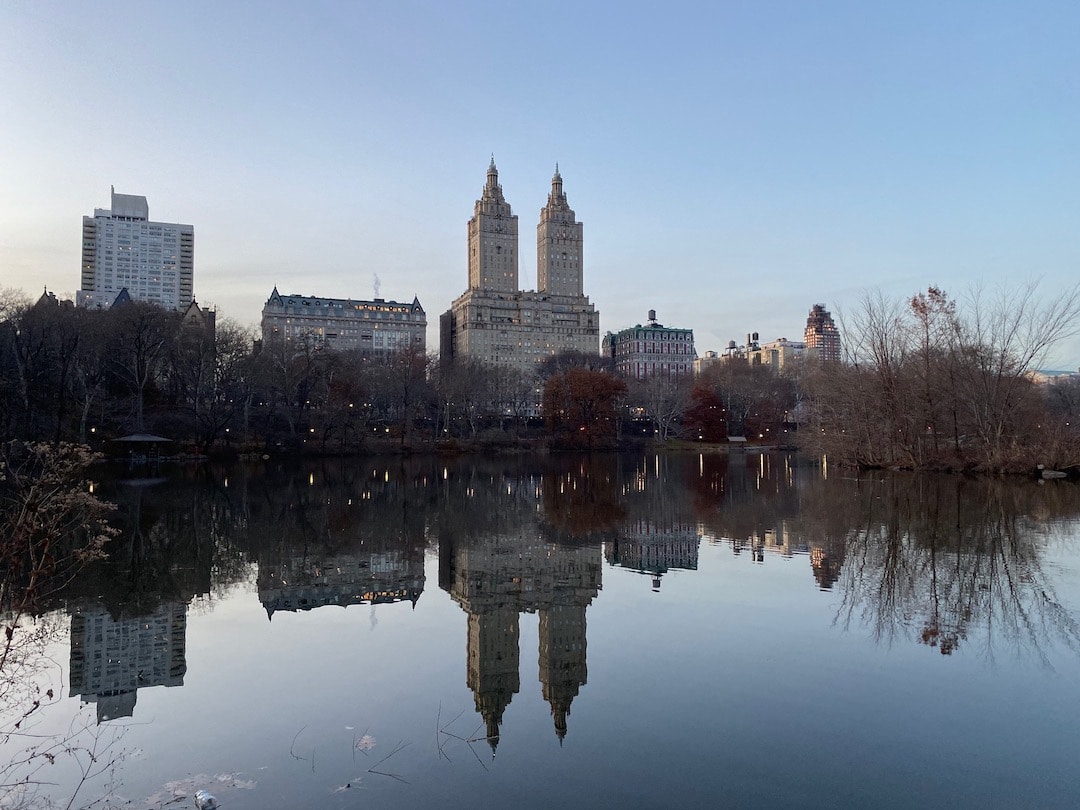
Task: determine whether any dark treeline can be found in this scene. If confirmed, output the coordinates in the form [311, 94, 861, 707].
[0, 293, 632, 452]
[4, 283, 1080, 467]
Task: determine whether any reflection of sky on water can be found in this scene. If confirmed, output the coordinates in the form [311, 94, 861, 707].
[10, 454, 1080, 808]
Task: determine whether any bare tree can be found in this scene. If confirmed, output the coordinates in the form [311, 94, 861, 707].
[106, 302, 180, 432]
[626, 374, 693, 442]
[0, 442, 119, 809]
[809, 282, 1080, 471]
[951, 282, 1080, 467]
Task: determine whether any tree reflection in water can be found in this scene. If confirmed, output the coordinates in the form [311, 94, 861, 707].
[10, 452, 1080, 806]
[828, 475, 1080, 661]
[688, 452, 1080, 660]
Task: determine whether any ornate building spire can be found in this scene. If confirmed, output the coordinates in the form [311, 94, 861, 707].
[547, 164, 567, 210]
[537, 165, 582, 296]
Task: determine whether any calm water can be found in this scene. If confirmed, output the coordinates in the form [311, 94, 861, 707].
[7, 452, 1080, 809]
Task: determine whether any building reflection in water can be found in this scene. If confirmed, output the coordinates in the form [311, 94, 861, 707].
[55, 451, 1080, 738]
[604, 518, 699, 591]
[258, 549, 424, 617]
[245, 460, 429, 618]
[68, 602, 187, 723]
[441, 532, 601, 751]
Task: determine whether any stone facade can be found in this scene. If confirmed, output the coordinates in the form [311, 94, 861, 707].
[748, 337, 806, 369]
[261, 287, 426, 356]
[602, 310, 696, 379]
[441, 161, 599, 371]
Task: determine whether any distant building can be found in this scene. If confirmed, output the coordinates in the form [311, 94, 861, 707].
[749, 337, 806, 369]
[258, 549, 425, 619]
[180, 299, 216, 337]
[68, 602, 187, 723]
[78, 187, 194, 311]
[693, 350, 722, 376]
[604, 518, 700, 591]
[440, 161, 600, 371]
[699, 333, 805, 373]
[261, 287, 426, 355]
[804, 304, 841, 362]
[602, 310, 696, 379]
[34, 288, 74, 311]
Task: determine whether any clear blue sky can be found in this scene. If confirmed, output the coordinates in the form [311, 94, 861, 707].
[2, 1, 1078, 363]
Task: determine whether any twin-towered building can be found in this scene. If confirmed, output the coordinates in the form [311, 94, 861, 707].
[440, 160, 601, 371]
[258, 159, 603, 366]
[75, 175, 839, 369]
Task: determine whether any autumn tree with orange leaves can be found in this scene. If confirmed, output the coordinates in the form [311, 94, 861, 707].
[542, 368, 627, 449]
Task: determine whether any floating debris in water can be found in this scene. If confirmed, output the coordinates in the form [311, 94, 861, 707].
[356, 734, 377, 751]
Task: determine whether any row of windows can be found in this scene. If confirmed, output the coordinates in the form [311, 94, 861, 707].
[615, 342, 694, 355]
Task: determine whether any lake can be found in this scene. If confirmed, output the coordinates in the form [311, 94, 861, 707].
[6, 451, 1080, 809]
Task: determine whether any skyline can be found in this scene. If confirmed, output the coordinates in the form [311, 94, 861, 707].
[3, 2, 1079, 363]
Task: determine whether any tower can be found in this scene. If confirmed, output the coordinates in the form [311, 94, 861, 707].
[804, 304, 841, 362]
[538, 601, 588, 742]
[78, 188, 194, 311]
[468, 158, 519, 293]
[537, 164, 584, 297]
[442, 160, 599, 370]
[467, 608, 520, 755]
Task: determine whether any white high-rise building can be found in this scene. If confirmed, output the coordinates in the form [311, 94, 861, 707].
[78, 187, 194, 311]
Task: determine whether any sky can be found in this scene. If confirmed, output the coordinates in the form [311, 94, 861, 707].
[2, 1, 1079, 364]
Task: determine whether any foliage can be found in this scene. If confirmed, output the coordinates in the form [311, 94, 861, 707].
[542, 368, 626, 449]
[693, 360, 797, 441]
[805, 283, 1080, 471]
[0, 443, 114, 614]
[623, 374, 693, 441]
[683, 386, 728, 442]
[0, 441, 119, 809]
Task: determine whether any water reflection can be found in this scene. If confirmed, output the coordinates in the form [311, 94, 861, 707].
[441, 525, 600, 749]
[68, 602, 186, 723]
[54, 453, 1080, 731]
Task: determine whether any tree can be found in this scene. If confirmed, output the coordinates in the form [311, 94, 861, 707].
[626, 374, 693, 442]
[538, 349, 613, 379]
[697, 361, 795, 441]
[433, 356, 494, 438]
[106, 302, 180, 432]
[683, 385, 728, 442]
[171, 318, 254, 451]
[807, 282, 1080, 470]
[489, 365, 537, 431]
[543, 368, 626, 448]
[0, 442, 117, 808]
[376, 345, 433, 446]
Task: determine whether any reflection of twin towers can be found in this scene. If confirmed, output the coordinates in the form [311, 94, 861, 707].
[441, 533, 602, 751]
